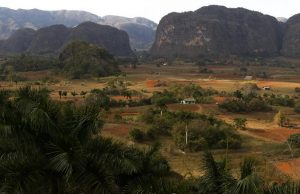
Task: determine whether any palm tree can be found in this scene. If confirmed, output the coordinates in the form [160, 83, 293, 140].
[176, 111, 195, 145]
[0, 86, 178, 194]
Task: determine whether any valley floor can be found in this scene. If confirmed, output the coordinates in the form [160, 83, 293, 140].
[1, 62, 300, 181]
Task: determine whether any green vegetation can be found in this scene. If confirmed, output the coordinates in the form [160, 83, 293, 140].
[219, 90, 271, 113]
[295, 102, 300, 113]
[1, 54, 59, 72]
[274, 111, 289, 127]
[129, 128, 145, 142]
[233, 118, 247, 130]
[0, 87, 183, 193]
[141, 109, 241, 152]
[1, 85, 300, 193]
[288, 134, 300, 148]
[59, 41, 119, 78]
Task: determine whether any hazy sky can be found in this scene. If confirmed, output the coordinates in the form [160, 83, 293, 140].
[0, 0, 299, 23]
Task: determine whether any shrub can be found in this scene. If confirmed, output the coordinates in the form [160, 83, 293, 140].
[274, 111, 288, 127]
[80, 91, 87, 96]
[129, 128, 145, 142]
[295, 102, 300, 113]
[233, 118, 247, 130]
[71, 91, 77, 96]
[62, 90, 67, 96]
[288, 133, 300, 148]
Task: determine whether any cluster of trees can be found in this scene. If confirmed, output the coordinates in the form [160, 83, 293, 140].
[264, 93, 295, 107]
[150, 83, 218, 108]
[1, 54, 59, 72]
[139, 108, 242, 152]
[219, 90, 271, 113]
[59, 41, 119, 79]
[169, 83, 218, 103]
[1, 87, 299, 193]
[0, 41, 121, 80]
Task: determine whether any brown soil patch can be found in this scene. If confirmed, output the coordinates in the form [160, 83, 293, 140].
[213, 96, 229, 103]
[102, 123, 130, 137]
[257, 81, 300, 88]
[110, 96, 141, 101]
[249, 128, 300, 142]
[167, 104, 202, 112]
[274, 159, 300, 179]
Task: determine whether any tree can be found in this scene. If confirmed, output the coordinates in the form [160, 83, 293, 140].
[152, 96, 169, 117]
[0, 86, 176, 193]
[294, 102, 300, 113]
[233, 90, 243, 99]
[58, 90, 62, 99]
[274, 111, 288, 127]
[176, 111, 195, 145]
[71, 91, 77, 96]
[59, 41, 119, 78]
[129, 128, 145, 142]
[233, 118, 247, 130]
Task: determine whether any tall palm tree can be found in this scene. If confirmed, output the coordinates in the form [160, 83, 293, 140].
[176, 111, 195, 145]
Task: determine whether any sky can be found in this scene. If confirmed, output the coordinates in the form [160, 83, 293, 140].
[0, 0, 299, 23]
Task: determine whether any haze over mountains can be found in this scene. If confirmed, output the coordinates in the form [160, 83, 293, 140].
[0, 7, 157, 50]
[1, 5, 300, 59]
[0, 22, 133, 57]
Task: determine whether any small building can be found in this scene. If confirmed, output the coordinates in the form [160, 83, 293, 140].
[262, 86, 271, 90]
[181, 98, 196, 104]
[244, 76, 253, 80]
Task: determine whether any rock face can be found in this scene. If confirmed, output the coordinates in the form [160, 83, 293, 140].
[281, 14, 300, 58]
[0, 7, 157, 50]
[0, 22, 133, 57]
[151, 5, 283, 58]
[66, 22, 133, 56]
[0, 28, 36, 53]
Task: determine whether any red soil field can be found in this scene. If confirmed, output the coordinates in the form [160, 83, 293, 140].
[274, 159, 300, 179]
[146, 80, 158, 88]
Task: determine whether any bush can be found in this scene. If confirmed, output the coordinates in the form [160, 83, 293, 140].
[129, 128, 145, 142]
[71, 91, 77, 96]
[288, 133, 300, 148]
[62, 91, 67, 96]
[295, 103, 300, 113]
[233, 118, 247, 130]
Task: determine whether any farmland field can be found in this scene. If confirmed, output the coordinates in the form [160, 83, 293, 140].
[1, 61, 300, 181]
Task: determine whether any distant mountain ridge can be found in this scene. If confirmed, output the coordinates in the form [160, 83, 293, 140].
[0, 22, 133, 57]
[0, 7, 157, 50]
[151, 5, 300, 59]
[151, 5, 283, 58]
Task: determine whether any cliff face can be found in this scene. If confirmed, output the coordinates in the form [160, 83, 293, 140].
[0, 22, 133, 57]
[67, 22, 133, 57]
[151, 6, 283, 58]
[281, 14, 300, 58]
[0, 28, 36, 53]
[27, 25, 71, 54]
